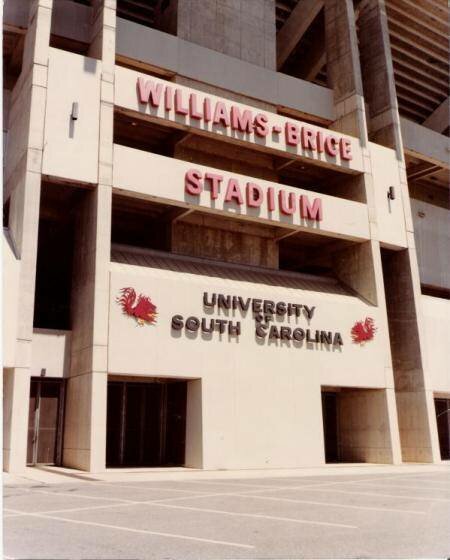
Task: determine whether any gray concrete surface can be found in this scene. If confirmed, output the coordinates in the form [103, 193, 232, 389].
[4, 469, 450, 559]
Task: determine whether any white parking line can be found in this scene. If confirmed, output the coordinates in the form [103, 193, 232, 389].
[89, 481, 212, 495]
[4, 490, 357, 528]
[302, 487, 450, 503]
[10, 511, 255, 550]
[352, 481, 450, 493]
[149, 502, 358, 529]
[234, 493, 426, 515]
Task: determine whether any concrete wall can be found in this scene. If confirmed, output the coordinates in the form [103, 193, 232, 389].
[176, 0, 276, 70]
[421, 296, 450, 394]
[115, 18, 335, 122]
[410, 199, 450, 291]
[401, 118, 450, 168]
[42, 48, 102, 185]
[51, 0, 92, 44]
[3, 230, 20, 368]
[3, 0, 30, 29]
[338, 389, 394, 463]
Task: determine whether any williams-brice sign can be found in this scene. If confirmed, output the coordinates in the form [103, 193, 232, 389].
[171, 292, 344, 346]
[136, 77, 353, 163]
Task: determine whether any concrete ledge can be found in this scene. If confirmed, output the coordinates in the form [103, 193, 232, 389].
[401, 117, 450, 168]
[116, 18, 335, 122]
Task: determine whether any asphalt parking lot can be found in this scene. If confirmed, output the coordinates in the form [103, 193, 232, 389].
[4, 469, 450, 559]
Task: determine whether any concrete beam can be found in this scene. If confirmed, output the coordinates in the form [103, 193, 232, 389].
[276, 0, 324, 70]
[401, 117, 450, 169]
[422, 97, 450, 133]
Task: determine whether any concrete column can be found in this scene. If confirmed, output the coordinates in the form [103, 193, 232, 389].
[324, 0, 367, 141]
[324, 0, 403, 464]
[3, 0, 53, 473]
[358, 0, 440, 463]
[174, 0, 276, 70]
[357, 0, 403, 153]
[63, 0, 115, 472]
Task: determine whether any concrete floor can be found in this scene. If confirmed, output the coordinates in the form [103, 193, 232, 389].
[3, 466, 450, 559]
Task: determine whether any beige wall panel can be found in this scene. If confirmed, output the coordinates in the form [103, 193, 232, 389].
[42, 48, 101, 184]
[113, 146, 370, 241]
[338, 389, 394, 463]
[185, 379, 203, 468]
[3, 231, 20, 368]
[108, 264, 388, 468]
[421, 296, 450, 393]
[114, 66, 364, 173]
[369, 142, 407, 248]
[31, 329, 72, 378]
[411, 199, 450, 291]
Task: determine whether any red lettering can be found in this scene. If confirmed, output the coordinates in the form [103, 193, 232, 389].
[279, 191, 296, 215]
[213, 102, 230, 127]
[203, 98, 212, 122]
[164, 86, 173, 111]
[254, 113, 269, 137]
[231, 107, 254, 133]
[137, 78, 163, 106]
[267, 187, 275, 212]
[205, 172, 223, 200]
[189, 93, 202, 120]
[185, 169, 202, 195]
[224, 179, 243, 204]
[316, 130, 325, 153]
[300, 196, 323, 221]
[301, 127, 317, 151]
[339, 138, 353, 161]
[324, 135, 338, 157]
[285, 122, 300, 146]
[246, 183, 263, 207]
[175, 89, 188, 115]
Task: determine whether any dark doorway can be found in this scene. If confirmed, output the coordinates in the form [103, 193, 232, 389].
[106, 379, 187, 467]
[27, 378, 65, 465]
[435, 398, 450, 460]
[322, 391, 338, 463]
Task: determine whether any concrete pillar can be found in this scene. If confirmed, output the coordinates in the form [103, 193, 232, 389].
[174, 0, 276, 70]
[63, 0, 115, 472]
[357, 0, 403, 153]
[358, 0, 440, 463]
[324, 0, 367, 141]
[324, 0, 403, 464]
[3, 0, 53, 473]
[382, 249, 440, 462]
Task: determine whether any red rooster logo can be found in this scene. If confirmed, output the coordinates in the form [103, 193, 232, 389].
[116, 287, 157, 326]
[351, 317, 376, 344]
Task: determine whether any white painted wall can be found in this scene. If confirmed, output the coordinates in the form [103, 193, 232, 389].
[369, 142, 407, 249]
[31, 329, 72, 378]
[42, 48, 101, 184]
[411, 199, 450, 291]
[421, 295, 450, 393]
[108, 261, 390, 469]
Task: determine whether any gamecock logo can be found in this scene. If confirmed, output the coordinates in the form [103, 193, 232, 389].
[351, 317, 376, 344]
[116, 287, 157, 326]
